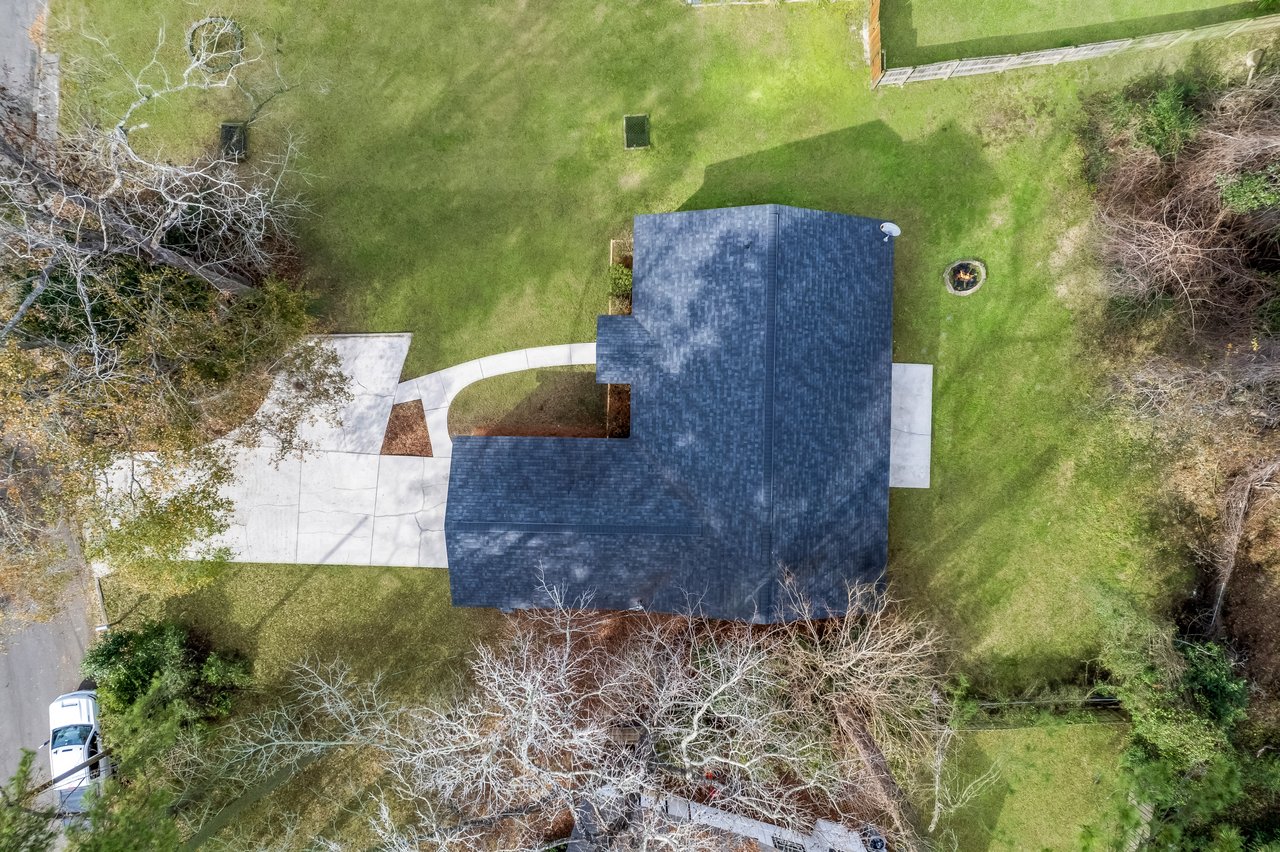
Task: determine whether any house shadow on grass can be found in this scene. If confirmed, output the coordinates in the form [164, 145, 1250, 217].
[882, 0, 1259, 67]
[679, 118, 996, 558]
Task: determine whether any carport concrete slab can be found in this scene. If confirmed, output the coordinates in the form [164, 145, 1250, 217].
[370, 513, 425, 567]
[889, 363, 933, 489]
[419, 529, 449, 568]
[417, 459, 452, 528]
[218, 448, 302, 563]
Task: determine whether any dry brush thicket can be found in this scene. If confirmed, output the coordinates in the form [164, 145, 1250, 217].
[1100, 74, 1280, 431]
[168, 588, 967, 851]
[1096, 72, 1280, 681]
[1098, 74, 1280, 336]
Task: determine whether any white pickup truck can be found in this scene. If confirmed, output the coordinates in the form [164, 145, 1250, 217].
[47, 691, 110, 815]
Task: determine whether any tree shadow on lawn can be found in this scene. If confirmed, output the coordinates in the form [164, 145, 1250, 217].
[292, 0, 708, 375]
[162, 563, 500, 703]
[931, 732, 1011, 852]
[882, 0, 1258, 67]
[175, 578, 501, 847]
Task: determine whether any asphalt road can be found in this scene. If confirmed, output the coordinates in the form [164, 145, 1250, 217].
[0, 0, 42, 105]
[0, 0, 82, 790]
[0, 576, 96, 786]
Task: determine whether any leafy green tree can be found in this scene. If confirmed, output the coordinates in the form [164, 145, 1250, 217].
[0, 751, 55, 852]
[82, 620, 250, 722]
[65, 781, 180, 852]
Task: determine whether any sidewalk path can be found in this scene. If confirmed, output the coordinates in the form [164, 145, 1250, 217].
[393, 342, 597, 458]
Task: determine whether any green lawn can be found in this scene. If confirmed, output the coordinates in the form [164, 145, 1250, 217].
[881, 0, 1260, 66]
[54, 0, 1234, 694]
[54, 1, 1275, 845]
[940, 721, 1130, 849]
[448, 365, 605, 437]
[104, 564, 499, 700]
[102, 564, 501, 847]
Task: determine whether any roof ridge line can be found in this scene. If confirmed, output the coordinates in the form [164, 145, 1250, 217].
[762, 206, 780, 569]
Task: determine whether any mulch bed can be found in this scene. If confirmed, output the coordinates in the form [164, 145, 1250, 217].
[607, 384, 630, 438]
[381, 400, 432, 456]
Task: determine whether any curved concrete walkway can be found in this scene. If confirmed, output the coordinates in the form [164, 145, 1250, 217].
[394, 342, 597, 458]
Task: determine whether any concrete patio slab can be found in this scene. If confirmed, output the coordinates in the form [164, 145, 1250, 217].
[889, 363, 933, 489]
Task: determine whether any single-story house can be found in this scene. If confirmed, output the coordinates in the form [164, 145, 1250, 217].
[445, 204, 922, 622]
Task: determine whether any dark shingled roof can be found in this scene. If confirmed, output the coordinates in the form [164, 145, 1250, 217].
[445, 204, 894, 622]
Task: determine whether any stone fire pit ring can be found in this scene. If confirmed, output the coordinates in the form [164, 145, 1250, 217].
[945, 259, 986, 296]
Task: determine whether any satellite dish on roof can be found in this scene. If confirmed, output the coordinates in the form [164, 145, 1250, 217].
[880, 222, 902, 242]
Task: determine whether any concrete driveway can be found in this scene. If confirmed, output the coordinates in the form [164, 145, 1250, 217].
[0, 576, 95, 786]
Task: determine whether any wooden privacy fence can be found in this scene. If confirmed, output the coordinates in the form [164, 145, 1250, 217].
[868, 0, 883, 83]
[872, 11, 1280, 87]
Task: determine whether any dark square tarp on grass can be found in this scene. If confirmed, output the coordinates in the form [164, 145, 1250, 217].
[445, 205, 894, 622]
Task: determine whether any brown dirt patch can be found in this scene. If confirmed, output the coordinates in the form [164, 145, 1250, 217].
[1226, 499, 1280, 690]
[381, 400, 432, 457]
[28, 11, 46, 48]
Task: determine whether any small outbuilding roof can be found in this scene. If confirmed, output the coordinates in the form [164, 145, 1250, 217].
[446, 204, 895, 622]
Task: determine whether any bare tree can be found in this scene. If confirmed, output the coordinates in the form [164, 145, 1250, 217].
[166, 586, 983, 850]
[0, 23, 338, 616]
[0, 22, 300, 328]
[1209, 459, 1280, 633]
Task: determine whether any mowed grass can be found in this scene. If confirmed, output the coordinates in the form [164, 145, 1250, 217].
[448, 365, 606, 437]
[52, 1, 1272, 847]
[881, 0, 1260, 66]
[103, 565, 499, 701]
[939, 721, 1130, 849]
[52, 0, 1244, 698]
